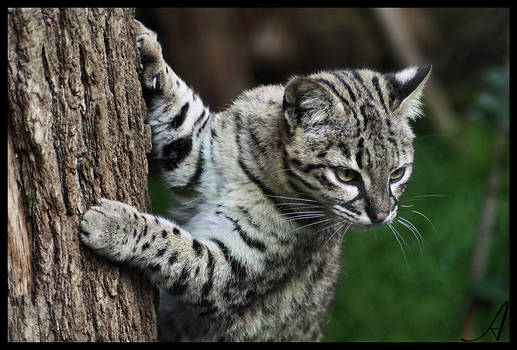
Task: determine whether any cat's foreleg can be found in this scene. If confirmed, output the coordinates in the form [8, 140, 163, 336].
[135, 20, 211, 187]
[80, 198, 235, 317]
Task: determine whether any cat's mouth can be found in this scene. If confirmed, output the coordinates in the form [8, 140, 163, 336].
[350, 221, 390, 231]
[331, 210, 397, 232]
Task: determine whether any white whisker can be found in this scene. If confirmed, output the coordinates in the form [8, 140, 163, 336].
[390, 222, 410, 248]
[401, 194, 451, 204]
[400, 198, 427, 203]
[388, 223, 408, 265]
[323, 221, 348, 247]
[398, 216, 425, 246]
[406, 194, 451, 199]
[313, 218, 344, 235]
[267, 195, 318, 203]
[402, 218, 426, 250]
[410, 210, 436, 232]
[396, 218, 424, 256]
[286, 217, 334, 234]
[275, 203, 324, 209]
[284, 214, 325, 222]
[279, 210, 324, 217]
[341, 223, 352, 243]
[399, 204, 413, 208]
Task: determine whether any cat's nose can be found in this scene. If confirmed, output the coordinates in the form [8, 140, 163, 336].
[373, 211, 388, 223]
[368, 209, 389, 224]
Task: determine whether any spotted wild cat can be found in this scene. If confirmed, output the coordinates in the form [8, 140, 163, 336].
[80, 19, 431, 341]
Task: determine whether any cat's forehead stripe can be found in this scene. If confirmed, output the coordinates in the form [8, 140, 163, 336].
[330, 71, 356, 103]
[314, 77, 352, 110]
[371, 76, 389, 115]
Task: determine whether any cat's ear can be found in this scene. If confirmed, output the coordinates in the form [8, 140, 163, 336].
[283, 76, 342, 129]
[385, 65, 432, 120]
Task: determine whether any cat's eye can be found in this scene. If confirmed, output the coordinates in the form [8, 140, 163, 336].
[335, 167, 357, 183]
[390, 167, 406, 181]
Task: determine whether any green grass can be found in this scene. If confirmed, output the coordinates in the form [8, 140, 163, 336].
[147, 120, 509, 342]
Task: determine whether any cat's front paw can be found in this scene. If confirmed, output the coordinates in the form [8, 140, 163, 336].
[135, 20, 160, 63]
[80, 199, 136, 262]
[134, 19, 169, 93]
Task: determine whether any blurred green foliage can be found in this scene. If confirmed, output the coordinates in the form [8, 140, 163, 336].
[147, 67, 509, 342]
[468, 67, 509, 130]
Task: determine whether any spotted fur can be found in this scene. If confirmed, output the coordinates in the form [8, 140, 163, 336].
[80, 20, 431, 341]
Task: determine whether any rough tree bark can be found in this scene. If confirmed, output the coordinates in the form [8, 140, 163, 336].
[8, 8, 158, 341]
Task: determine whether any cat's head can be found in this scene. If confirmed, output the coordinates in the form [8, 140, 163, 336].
[281, 66, 431, 230]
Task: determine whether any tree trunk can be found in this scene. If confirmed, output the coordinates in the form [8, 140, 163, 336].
[8, 8, 158, 342]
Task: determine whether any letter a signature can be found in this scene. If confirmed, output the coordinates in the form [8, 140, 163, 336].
[461, 300, 509, 342]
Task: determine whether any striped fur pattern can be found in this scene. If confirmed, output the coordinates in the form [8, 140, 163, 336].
[80, 20, 431, 341]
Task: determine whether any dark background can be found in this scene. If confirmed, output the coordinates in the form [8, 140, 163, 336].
[136, 8, 509, 342]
